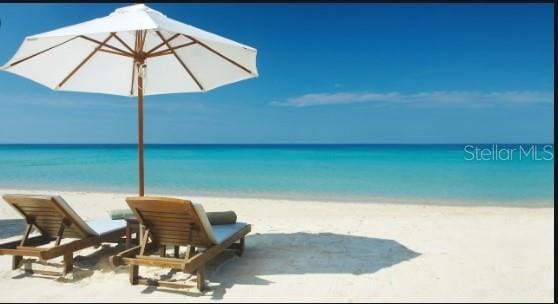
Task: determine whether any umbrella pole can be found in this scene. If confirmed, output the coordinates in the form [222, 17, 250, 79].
[137, 72, 145, 197]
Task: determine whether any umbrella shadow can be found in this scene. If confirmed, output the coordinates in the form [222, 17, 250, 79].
[141, 232, 420, 300]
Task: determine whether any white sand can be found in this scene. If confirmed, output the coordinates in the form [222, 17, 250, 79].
[0, 188, 553, 302]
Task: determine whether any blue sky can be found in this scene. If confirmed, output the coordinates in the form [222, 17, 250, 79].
[0, 3, 553, 144]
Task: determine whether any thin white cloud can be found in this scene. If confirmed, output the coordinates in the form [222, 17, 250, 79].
[269, 90, 553, 108]
[0, 92, 208, 112]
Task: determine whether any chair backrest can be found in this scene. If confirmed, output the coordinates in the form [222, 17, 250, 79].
[125, 196, 216, 248]
[2, 194, 97, 239]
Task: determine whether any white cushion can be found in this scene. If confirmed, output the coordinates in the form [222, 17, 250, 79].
[212, 222, 247, 244]
[5, 194, 125, 237]
[192, 203, 246, 245]
[192, 203, 218, 244]
[86, 219, 126, 235]
[51, 195, 100, 236]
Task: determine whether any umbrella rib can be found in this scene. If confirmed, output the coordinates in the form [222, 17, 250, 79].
[113, 33, 135, 54]
[130, 59, 136, 96]
[99, 48, 133, 57]
[155, 31, 204, 91]
[145, 33, 180, 55]
[141, 31, 148, 51]
[79, 35, 133, 56]
[8, 36, 80, 68]
[140, 30, 148, 51]
[130, 32, 138, 96]
[148, 41, 196, 58]
[57, 33, 115, 89]
[183, 34, 255, 75]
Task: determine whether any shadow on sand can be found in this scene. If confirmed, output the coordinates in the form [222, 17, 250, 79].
[0, 219, 26, 239]
[1, 226, 420, 298]
[140, 232, 420, 299]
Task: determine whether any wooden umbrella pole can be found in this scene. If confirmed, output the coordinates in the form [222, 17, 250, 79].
[135, 29, 146, 197]
[137, 67, 145, 197]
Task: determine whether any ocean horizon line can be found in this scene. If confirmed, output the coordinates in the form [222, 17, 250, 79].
[0, 143, 553, 146]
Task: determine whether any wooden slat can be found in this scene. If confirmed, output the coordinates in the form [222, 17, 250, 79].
[151, 231, 190, 240]
[148, 225, 194, 232]
[122, 256, 186, 269]
[143, 215, 193, 223]
[33, 225, 61, 231]
[155, 237, 208, 246]
[34, 222, 64, 228]
[18, 211, 56, 217]
[0, 248, 43, 257]
[148, 223, 197, 230]
[33, 217, 63, 223]
[16, 204, 57, 210]
[127, 196, 213, 247]
[18, 209, 60, 216]
[30, 216, 63, 222]
[11, 202, 55, 209]
[24, 269, 64, 277]
[155, 238, 190, 245]
[145, 219, 194, 226]
[23, 214, 59, 220]
[136, 278, 194, 289]
[110, 243, 156, 267]
[141, 210, 193, 217]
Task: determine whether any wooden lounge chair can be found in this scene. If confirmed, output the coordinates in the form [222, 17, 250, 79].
[0, 194, 127, 276]
[110, 196, 251, 291]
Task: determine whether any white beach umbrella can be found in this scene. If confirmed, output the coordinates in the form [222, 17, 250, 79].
[2, 4, 258, 196]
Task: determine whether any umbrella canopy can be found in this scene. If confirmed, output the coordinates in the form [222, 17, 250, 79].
[2, 4, 258, 195]
[2, 4, 258, 95]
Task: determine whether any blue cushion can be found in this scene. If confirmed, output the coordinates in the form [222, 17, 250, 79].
[211, 222, 247, 244]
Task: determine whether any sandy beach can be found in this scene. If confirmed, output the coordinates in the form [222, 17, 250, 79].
[0, 188, 553, 302]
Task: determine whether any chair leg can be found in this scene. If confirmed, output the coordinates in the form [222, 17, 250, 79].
[186, 245, 196, 259]
[238, 237, 245, 257]
[12, 256, 23, 270]
[196, 266, 205, 292]
[129, 265, 139, 285]
[62, 252, 73, 275]
[159, 245, 166, 257]
[125, 224, 131, 249]
[174, 246, 180, 258]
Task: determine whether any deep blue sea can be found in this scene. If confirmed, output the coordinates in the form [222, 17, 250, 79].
[0, 144, 553, 206]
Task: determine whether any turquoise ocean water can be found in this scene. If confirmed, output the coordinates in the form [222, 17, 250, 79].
[0, 144, 553, 206]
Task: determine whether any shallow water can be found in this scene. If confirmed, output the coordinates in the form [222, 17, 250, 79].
[0, 144, 553, 206]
